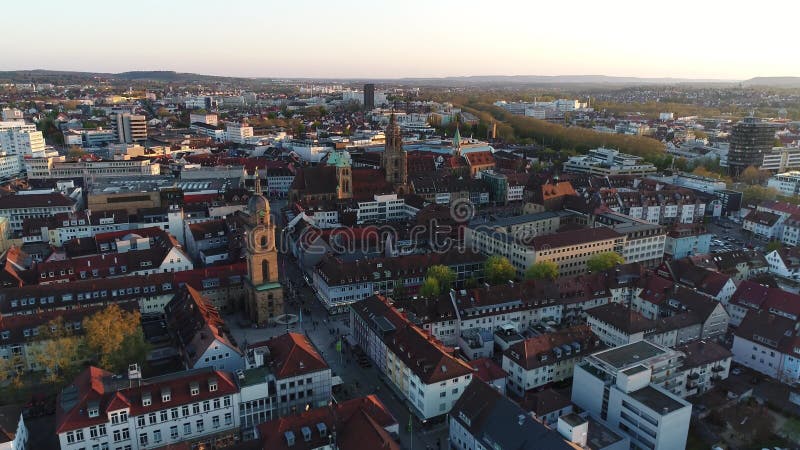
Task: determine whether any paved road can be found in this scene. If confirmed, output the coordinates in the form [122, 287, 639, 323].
[226, 254, 448, 450]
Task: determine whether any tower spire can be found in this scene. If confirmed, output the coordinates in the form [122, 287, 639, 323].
[254, 167, 262, 194]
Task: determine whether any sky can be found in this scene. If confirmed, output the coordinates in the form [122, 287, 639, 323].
[3, 0, 799, 80]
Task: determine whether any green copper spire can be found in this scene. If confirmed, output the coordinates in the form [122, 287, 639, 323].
[453, 125, 461, 149]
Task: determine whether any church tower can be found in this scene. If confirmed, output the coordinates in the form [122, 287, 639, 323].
[328, 150, 353, 200]
[452, 124, 462, 158]
[244, 170, 284, 325]
[382, 113, 409, 195]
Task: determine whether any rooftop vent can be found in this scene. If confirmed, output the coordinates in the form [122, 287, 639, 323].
[316, 422, 327, 437]
[301, 426, 312, 442]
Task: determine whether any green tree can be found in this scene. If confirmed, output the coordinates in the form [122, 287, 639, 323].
[766, 240, 783, 252]
[419, 277, 440, 299]
[392, 279, 407, 300]
[29, 317, 83, 384]
[83, 304, 148, 372]
[587, 252, 625, 272]
[484, 256, 516, 285]
[426, 265, 456, 292]
[740, 165, 768, 185]
[525, 261, 559, 280]
[741, 185, 779, 205]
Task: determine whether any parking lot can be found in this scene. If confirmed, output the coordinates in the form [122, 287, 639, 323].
[706, 218, 768, 254]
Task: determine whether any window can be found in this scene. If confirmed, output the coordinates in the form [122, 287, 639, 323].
[192, 403, 200, 414]
[212, 415, 220, 428]
[224, 413, 232, 425]
[170, 408, 178, 420]
[160, 411, 168, 422]
[223, 396, 231, 407]
[183, 423, 191, 435]
[153, 430, 161, 444]
[196, 419, 204, 432]
[139, 433, 148, 447]
[137, 416, 146, 427]
[190, 384, 199, 396]
[170, 426, 178, 439]
[148, 412, 157, 425]
[213, 398, 220, 409]
[67, 432, 75, 444]
[203, 401, 210, 412]
[182, 405, 189, 417]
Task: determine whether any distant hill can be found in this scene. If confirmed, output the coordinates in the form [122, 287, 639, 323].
[0, 70, 251, 84]
[409, 74, 734, 85]
[742, 77, 800, 88]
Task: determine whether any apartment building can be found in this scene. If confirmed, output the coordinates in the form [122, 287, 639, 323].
[593, 212, 666, 267]
[257, 395, 399, 450]
[0, 192, 78, 232]
[732, 309, 800, 383]
[312, 249, 485, 313]
[113, 113, 147, 143]
[571, 341, 692, 450]
[677, 340, 732, 397]
[767, 171, 800, 196]
[465, 220, 624, 277]
[350, 295, 474, 421]
[25, 157, 160, 180]
[56, 365, 239, 450]
[502, 325, 602, 397]
[450, 380, 574, 450]
[165, 286, 244, 372]
[238, 332, 332, 437]
[226, 122, 253, 144]
[663, 224, 711, 259]
[563, 147, 657, 176]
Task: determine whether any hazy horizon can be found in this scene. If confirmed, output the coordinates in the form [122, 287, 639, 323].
[4, 0, 799, 80]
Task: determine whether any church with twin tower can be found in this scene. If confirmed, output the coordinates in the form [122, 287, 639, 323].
[243, 171, 284, 326]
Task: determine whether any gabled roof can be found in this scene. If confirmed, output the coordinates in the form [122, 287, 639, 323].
[56, 366, 238, 434]
[257, 395, 398, 450]
[451, 380, 574, 450]
[587, 303, 655, 335]
[256, 332, 328, 379]
[164, 286, 242, 368]
[467, 358, 507, 383]
[504, 325, 601, 371]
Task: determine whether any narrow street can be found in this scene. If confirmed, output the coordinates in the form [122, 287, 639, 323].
[227, 253, 448, 450]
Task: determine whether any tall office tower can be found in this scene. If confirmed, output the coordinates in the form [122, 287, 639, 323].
[728, 117, 775, 175]
[363, 83, 375, 109]
[0, 121, 45, 178]
[113, 113, 147, 143]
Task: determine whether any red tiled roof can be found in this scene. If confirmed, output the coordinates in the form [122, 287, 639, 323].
[468, 358, 507, 383]
[261, 332, 329, 379]
[352, 295, 474, 384]
[56, 366, 238, 434]
[257, 395, 398, 450]
[504, 325, 600, 371]
[464, 151, 495, 167]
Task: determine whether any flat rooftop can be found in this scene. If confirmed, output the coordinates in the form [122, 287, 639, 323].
[240, 365, 271, 388]
[587, 418, 626, 448]
[560, 413, 585, 427]
[629, 385, 687, 415]
[593, 341, 666, 370]
[622, 364, 650, 376]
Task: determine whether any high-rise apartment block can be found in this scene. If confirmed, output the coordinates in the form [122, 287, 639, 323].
[113, 113, 148, 143]
[728, 117, 775, 174]
[363, 83, 375, 109]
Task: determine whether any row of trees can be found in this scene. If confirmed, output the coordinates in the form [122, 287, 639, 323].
[463, 103, 667, 161]
[525, 252, 625, 280]
[411, 252, 625, 300]
[0, 304, 148, 387]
